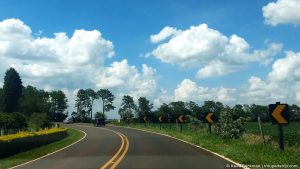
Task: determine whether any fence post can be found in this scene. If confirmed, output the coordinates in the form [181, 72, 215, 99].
[258, 116, 266, 145]
[0, 128, 4, 136]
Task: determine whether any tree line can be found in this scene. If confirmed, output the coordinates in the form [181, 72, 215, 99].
[0, 68, 68, 130]
[72, 89, 115, 122]
[72, 90, 300, 123]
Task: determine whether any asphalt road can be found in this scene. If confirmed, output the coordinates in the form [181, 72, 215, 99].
[13, 123, 242, 169]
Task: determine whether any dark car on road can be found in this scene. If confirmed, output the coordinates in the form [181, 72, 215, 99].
[94, 118, 105, 127]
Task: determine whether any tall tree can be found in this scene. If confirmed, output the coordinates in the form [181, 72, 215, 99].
[0, 88, 3, 112]
[49, 90, 68, 122]
[118, 95, 136, 123]
[75, 89, 90, 121]
[137, 97, 153, 122]
[169, 101, 189, 118]
[186, 101, 202, 117]
[3, 68, 22, 112]
[18, 86, 50, 115]
[97, 89, 115, 117]
[86, 89, 97, 121]
[157, 103, 172, 122]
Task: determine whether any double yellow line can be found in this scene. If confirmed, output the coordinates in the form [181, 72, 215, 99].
[75, 124, 129, 169]
[100, 129, 129, 169]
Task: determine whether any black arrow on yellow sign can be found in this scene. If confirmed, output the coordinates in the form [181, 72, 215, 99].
[205, 112, 214, 124]
[143, 116, 147, 122]
[269, 102, 289, 150]
[269, 102, 289, 125]
[178, 115, 184, 123]
[158, 116, 163, 123]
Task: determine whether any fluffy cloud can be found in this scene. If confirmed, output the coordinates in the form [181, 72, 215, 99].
[149, 24, 282, 78]
[150, 26, 181, 43]
[0, 18, 159, 118]
[0, 18, 115, 89]
[171, 51, 300, 105]
[96, 59, 157, 99]
[174, 79, 236, 103]
[263, 0, 300, 26]
[244, 51, 300, 104]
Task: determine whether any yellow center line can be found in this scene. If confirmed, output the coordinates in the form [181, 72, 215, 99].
[74, 124, 129, 169]
[100, 131, 124, 169]
[110, 132, 129, 169]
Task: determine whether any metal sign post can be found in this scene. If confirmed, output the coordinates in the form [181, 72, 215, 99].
[158, 116, 163, 130]
[143, 116, 147, 127]
[167, 113, 171, 129]
[204, 112, 214, 134]
[178, 115, 184, 132]
[269, 102, 289, 150]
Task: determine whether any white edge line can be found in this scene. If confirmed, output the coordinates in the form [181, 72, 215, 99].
[108, 125, 250, 169]
[9, 128, 87, 169]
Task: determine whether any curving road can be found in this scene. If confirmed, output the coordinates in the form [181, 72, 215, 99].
[12, 123, 242, 169]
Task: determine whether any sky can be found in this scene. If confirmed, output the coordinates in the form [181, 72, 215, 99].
[0, 0, 300, 118]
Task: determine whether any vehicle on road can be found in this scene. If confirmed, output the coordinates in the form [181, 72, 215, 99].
[94, 118, 105, 127]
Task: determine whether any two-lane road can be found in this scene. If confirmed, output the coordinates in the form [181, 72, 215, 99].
[12, 124, 242, 169]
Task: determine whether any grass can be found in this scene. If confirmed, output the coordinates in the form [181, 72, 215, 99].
[245, 122, 300, 147]
[0, 128, 84, 169]
[112, 122, 300, 169]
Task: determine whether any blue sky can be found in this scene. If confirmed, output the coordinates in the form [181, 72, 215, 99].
[0, 0, 300, 118]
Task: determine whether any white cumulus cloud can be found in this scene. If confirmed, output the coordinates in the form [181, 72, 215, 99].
[263, 0, 300, 26]
[150, 26, 181, 43]
[149, 24, 282, 78]
[244, 51, 300, 104]
[0, 18, 159, 118]
[174, 79, 236, 103]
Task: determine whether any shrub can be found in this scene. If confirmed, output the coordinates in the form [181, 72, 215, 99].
[215, 107, 246, 139]
[28, 113, 52, 130]
[0, 128, 67, 157]
[0, 112, 27, 129]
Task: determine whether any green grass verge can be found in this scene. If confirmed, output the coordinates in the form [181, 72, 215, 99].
[0, 128, 84, 169]
[112, 123, 300, 169]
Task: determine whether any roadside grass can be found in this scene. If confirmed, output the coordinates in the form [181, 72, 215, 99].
[0, 128, 84, 169]
[245, 122, 300, 147]
[112, 122, 300, 169]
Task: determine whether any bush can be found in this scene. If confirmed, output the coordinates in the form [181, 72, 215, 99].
[28, 113, 52, 130]
[0, 128, 67, 157]
[215, 107, 246, 139]
[0, 112, 27, 129]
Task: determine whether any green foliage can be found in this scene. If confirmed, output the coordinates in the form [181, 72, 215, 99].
[215, 107, 246, 139]
[201, 101, 224, 122]
[97, 89, 115, 116]
[119, 95, 136, 123]
[74, 89, 90, 121]
[245, 122, 300, 146]
[137, 97, 153, 122]
[0, 88, 3, 112]
[18, 86, 50, 116]
[28, 113, 51, 130]
[74, 89, 96, 122]
[249, 104, 268, 122]
[169, 101, 190, 120]
[94, 112, 106, 119]
[3, 68, 23, 113]
[0, 128, 83, 169]
[0, 112, 27, 129]
[49, 90, 68, 122]
[289, 104, 300, 121]
[0, 128, 67, 158]
[86, 89, 97, 120]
